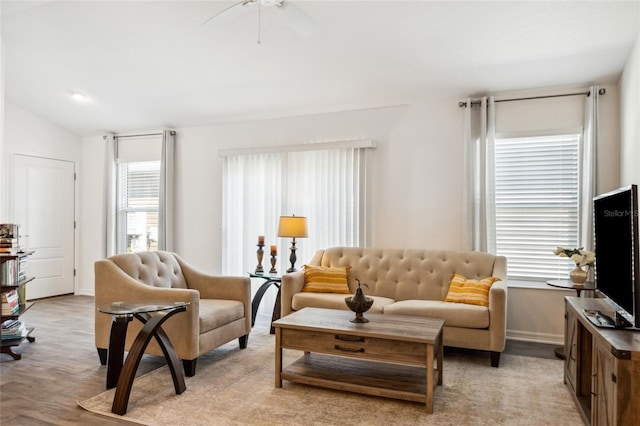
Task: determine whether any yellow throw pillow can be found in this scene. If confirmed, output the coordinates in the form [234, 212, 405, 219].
[303, 265, 351, 294]
[444, 273, 501, 307]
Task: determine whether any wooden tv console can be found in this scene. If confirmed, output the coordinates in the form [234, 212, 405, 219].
[564, 297, 640, 425]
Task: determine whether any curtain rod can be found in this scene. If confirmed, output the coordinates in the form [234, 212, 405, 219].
[102, 131, 176, 140]
[458, 88, 606, 108]
[219, 139, 376, 157]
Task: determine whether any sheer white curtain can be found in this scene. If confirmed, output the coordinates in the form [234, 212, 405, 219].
[221, 141, 373, 277]
[222, 152, 283, 275]
[463, 97, 497, 253]
[158, 130, 175, 251]
[579, 86, 600, 252]
[105, 134, 117, 257]
[286, 149, 363, 249]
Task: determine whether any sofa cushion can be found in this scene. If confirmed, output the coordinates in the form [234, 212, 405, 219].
[317, 247, 500, 302]
[382, 300, 490, 329]
[291, 292, 394, 314]
[444, 273, 500, 307]
[303, 265, 351, 294]
[198, 299, 245, 333]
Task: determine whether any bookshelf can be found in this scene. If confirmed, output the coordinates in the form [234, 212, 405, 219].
[1, 251, 36, 360]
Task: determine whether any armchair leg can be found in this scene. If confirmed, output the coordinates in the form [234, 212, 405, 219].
[490, 351, 500, 368]
[183, 358, 197, 377]
[97, 347, 108, 365]
[239, 334, 249, 349]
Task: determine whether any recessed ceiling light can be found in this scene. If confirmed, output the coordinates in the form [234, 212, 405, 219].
[71, 92, 88, 102]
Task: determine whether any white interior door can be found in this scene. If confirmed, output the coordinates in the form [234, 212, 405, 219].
[13, 155, 75, 299]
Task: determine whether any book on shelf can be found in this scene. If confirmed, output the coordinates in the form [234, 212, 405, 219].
[1, 259, 19, 285]
[1, 289, 20, 315]
[0, 224, 20, 239]
[1, 289, 18, 302]
[0, 247, 22, 255]
[1, 319, 27, 340]
[2, 318, 20, 329]
[0, 236, 22, 252]
[0, 223, 23, 254]
[1, 259, 28, 284]
[0, 239, 20, 249]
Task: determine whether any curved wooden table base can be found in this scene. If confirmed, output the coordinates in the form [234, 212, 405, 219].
[106, 306, 187, 415]
[249, 274, 281, 334]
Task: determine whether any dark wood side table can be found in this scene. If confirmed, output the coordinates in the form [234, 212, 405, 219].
[546, 279, 595, 359]
[97, 301, 188, 415]
[249, 273, 282, 334]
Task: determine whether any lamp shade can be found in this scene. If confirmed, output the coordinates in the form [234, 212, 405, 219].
[277, 215, 308, 238]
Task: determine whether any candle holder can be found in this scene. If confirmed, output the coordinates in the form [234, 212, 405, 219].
[255, 243, 265, 274]
[269, 252, 277, 274]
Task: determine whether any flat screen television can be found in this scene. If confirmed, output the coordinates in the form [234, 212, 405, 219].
[592, 184, 640, 329]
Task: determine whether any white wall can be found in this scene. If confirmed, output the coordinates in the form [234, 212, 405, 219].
[1, 35, 5, 221]
[4, 101, 82, 291]
[495, 85, 620, 195]
[77, 135, 107, 300]
[620, 31, 640, 186]
[4, 102, 81, 162]
[174, 103, 465, 270]
[77, 87, 621, 344]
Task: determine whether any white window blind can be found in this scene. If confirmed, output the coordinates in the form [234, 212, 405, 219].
[494, 134, 580, 280]
[222, 144, 372, 277]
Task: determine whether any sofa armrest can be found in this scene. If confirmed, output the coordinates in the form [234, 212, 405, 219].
[280, 250, 325, 317]
[174, 254, 251, 329]
[281, 271, 305, 317]
[174, 254, 250, 299]
[488, 255, 508, 352]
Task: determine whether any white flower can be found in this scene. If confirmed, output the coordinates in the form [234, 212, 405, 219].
[553, 246, 595, 267]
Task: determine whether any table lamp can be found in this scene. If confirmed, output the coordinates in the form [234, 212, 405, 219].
[277, 215, 308, 273]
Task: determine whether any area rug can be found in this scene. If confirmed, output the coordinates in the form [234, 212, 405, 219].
[78, 326, 583, 425]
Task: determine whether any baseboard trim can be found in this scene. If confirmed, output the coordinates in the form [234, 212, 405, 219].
[507, 329, 563, 345]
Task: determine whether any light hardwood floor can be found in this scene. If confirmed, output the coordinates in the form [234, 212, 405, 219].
[0, 295, 558, 425]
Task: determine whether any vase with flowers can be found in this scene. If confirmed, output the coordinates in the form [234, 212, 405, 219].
[553, 246, 595, 286]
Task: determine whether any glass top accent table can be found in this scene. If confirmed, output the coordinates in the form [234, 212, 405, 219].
[97, 301, 189, 415]
[249, 273, 282, 334]
[546, 279, 595, 298]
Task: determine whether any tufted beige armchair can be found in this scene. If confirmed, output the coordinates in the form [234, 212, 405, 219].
[95, 251, 251, 376]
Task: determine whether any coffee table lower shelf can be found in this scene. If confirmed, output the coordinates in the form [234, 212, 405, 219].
[281, 352, 433, 405]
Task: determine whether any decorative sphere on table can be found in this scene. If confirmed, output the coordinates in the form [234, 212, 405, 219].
[345, 279, 373, 323]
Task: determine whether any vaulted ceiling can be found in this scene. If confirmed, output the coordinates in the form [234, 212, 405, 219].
[2, 0, 638, 137]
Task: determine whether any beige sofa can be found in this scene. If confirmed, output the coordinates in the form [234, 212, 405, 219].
[281, 247, 507, 367]
[95, 251, 251, 376]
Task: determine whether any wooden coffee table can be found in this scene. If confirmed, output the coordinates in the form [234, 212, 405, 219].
[273, 307, 444, 413]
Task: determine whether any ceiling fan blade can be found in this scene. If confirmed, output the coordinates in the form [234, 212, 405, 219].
[274, 1, 318, 38]
[202, 0, 257, 26]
